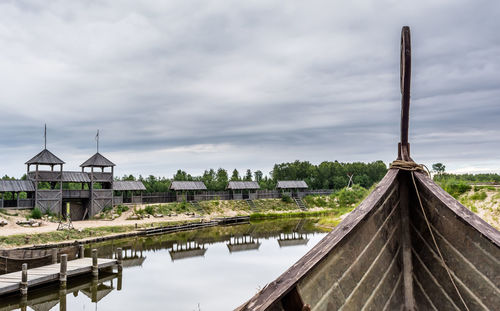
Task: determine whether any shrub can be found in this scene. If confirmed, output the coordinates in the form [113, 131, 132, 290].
[116, 205, 129, 215]
[144, 205, 155, 215]
[442, 180, 471, 198]
[303, 195, 315, 206]
[315, 197, 327, 207]
[175, 201, 188, 213]
[336, 185, 368, 207]
[470, 191, 487, 201]
[281, 194, 293, 203]
[30, 208, 42, 219]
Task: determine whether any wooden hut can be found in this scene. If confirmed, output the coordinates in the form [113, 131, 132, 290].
[80, 153, 115, 217]
[276, 180, 308, 198]
[0, 180, 35, 208]
[113, 181, 147, 204]
[226, 181, 260, 200]
[169, 181, 207, 202]
[25, 149, 65, 214]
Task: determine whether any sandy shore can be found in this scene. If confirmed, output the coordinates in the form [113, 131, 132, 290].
[0, 204, 244, 238]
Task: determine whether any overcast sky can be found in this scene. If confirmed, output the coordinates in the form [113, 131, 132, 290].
[0, 0, 499, 178]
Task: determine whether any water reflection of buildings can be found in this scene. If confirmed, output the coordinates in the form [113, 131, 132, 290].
[277, 218, 309, 247]
[0, 272, 122, 311]
[121, 245, 147, 268]
[277, 232, 309, 247]
[88, 219, 321, 264]
[169, 241, 207, 261]
[227, 235, 261, 253]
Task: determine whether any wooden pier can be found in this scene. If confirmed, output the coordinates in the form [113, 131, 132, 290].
[0, 247, 121, 297]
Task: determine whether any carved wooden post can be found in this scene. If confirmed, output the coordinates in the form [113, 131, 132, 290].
[92, 249, 98, 277]
[59, 254, 67, 288]
[20, 263, 28, 296]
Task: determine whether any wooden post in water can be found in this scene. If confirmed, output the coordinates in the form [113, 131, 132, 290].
[20, 293, 28, 311]
[92, 249, 98, 277]
[20, 263, 28, 296]
[59, 254, 67, 288]
[91, 276, 98, 302]
[117, 271, 122, 291]
[117, 247, 123, 273]
[59, 287, 67, 311]
[79, 244, 85, 258]
[52, 248, 58, 264]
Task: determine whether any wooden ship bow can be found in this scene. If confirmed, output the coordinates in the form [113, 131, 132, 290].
[236, 26, 500, 311]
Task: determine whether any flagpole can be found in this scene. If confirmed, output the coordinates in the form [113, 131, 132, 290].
[96, 130, 99, 153]
[44, 124, 47, 149]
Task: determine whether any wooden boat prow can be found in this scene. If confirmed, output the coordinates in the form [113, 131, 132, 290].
[237, 27, 500, 311]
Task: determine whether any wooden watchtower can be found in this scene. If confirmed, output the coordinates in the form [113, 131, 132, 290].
[81, 153, 115, 217]
[25, 149, 65, 214]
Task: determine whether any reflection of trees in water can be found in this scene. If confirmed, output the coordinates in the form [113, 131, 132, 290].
[0, 271, 122, 311]
[88, 218, 323, 261]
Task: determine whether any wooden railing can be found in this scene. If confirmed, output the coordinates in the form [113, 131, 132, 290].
[90, 172, 113, 182]
[28, 171, 62, 181]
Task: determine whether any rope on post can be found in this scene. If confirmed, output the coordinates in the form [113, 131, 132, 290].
[389, 160, 429, 175]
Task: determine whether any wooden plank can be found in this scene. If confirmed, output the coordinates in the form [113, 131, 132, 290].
[399, 172, 415, 309]
[414, 172, 500, 247]
[298, 186, 400, 308]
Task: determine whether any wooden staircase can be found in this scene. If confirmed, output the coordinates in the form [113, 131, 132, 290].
[294, 197, 307, 210]
[246, 199, 258, 211]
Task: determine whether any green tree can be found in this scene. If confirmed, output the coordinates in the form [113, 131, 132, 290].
[244, 169, 252, 181]
[254, 170, 263, 182]
[173, 170, 192, 181]
[432, 163, 446, 175]
[230, 169, 240, 181]
[202, 169, 216, 190]
[215, 168, 228, 190]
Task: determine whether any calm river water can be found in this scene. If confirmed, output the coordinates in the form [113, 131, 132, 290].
[2, 218, 329, 311]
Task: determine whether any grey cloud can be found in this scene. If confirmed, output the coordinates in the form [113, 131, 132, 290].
[0, 1, 499, 178]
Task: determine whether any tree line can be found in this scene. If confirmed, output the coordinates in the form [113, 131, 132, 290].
[118, 160, 388, 193]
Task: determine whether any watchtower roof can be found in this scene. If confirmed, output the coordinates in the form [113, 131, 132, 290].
[80, 152, 115, 167]
[25, 149, 65, 165]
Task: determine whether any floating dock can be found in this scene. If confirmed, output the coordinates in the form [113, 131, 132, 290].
[0, 248, 121, 297]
